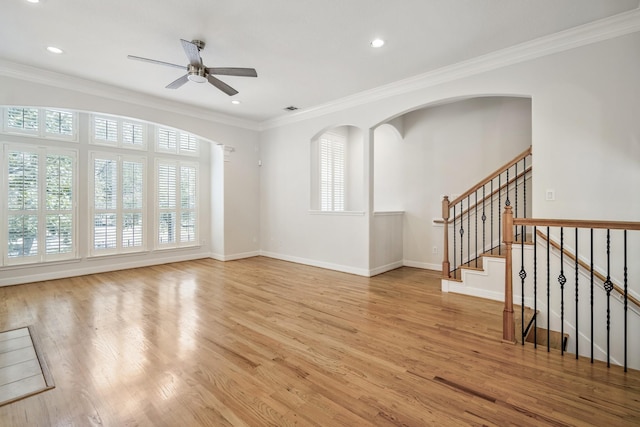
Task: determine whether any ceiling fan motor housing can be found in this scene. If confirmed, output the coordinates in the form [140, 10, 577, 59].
[187, 64, 207, 83]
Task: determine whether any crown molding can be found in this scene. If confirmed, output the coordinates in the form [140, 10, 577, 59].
[260, 7, 640, 130]
[0, 59, 261, 131]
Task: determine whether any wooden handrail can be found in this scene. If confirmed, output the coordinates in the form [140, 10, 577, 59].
[505, 210, 640, 346]
[513, 218, 640, 231]
[534, 229, 640, 308]
[450, 147, 531, 206]
[449, 166, 531, 224]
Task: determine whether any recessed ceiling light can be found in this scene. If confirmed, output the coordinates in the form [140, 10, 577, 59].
[46, 46, 63, 54]
[370, 39, 385, 48]
[26, 0, 40, 3]
[231, 100, 241, 105]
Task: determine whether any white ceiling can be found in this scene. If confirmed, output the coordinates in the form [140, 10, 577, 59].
[1, 0, 638, 124]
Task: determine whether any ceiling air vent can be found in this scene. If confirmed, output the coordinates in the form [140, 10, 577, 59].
[284, 106, 299, 111]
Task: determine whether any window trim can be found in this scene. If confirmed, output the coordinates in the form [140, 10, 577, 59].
[90, 114, 148, 150]
[318, 132, 346, 212]
[2, 143, 78, 266]
[2, 107, 78, 142]
[155, 126, 200, 156]
[155, 158, 199, 249]
[89, 151, 147, 257]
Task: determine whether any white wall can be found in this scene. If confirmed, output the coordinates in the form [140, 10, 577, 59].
[374, 97, 532, 269]
[259, 122, 369, 274]
[259, 32, 640, 275]
[0, 27, 637, 282]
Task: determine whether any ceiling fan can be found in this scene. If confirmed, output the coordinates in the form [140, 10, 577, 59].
[127, 39, 257, 96]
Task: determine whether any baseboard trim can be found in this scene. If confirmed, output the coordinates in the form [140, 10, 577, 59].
[260, 251, 370, 277]
[370, 261, 404, 276]
[210, 251, 260, 262]
[403, 260, 441, 270]
[0, 252, 211, 287]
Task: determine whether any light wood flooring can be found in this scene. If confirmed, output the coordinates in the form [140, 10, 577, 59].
[0, 257, 638, 426]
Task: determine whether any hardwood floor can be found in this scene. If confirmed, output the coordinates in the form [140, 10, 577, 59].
[0, 257, 638, 426]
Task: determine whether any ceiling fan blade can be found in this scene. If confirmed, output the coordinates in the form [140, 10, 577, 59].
[127, 55, 186, 70]
[166, 74, 189, 89]
[207, 67, 258, 77]
[180, 39, 202, 66]
[207, 75, 238, 96]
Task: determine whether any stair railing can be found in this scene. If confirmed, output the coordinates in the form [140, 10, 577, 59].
[442, 147, 532, 279]
[503, 206, 640, 371]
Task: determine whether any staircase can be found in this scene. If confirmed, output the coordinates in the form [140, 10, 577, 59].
[439, 146, 640, 370]
[440, 147, 532, 302]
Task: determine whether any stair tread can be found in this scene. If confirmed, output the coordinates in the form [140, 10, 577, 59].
[525, 326, 569, 351]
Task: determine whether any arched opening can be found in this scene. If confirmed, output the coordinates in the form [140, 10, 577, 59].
[372, 96, 532, 269]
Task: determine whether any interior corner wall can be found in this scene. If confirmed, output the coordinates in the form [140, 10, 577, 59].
[210, 144, 225, 258]
[258, 123, 370, 275]
[223, 137, 261, 259]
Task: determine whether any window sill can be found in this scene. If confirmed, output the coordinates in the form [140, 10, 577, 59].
[1, 257, 81, 270]
[373, 211, 405, 216]
[308, 210, 365, 216]
[152, 245, 201, 253]
[87, 250, 150, 260]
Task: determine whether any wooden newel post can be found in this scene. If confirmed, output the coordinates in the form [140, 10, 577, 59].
[442, 196, 450, 279]
[502, 205, 516, 343]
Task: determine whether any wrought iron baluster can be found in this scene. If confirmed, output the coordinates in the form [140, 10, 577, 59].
[515, 162, 518, 239]
[498, 175, 501, 255]
[467, 195, 470, 267]
[460, 201, 464, 271]
[523, 156, 527, 239]
[505, 168, 510, 207]
[491, 179, 494, 253]
[575, 228, 579, 359]
[482, 185, 486, 255]
[520, 224, 526, 345]
[559, 227, 566, 356]
[534, 226, 537, 348]
[604, 229, 612, 367]
[624, 230, 628, 372]
[475, 191, 478, 267]
[590, 228, 594, 363]
[547, 226, 550, 353]
[453, 205, 457, 279]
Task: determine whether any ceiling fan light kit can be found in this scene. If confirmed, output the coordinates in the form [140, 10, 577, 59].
[187, 64, 207, 83]
[127, 39, 257, 96]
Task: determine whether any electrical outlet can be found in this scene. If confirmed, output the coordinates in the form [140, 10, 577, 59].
[545, 189, 555, 201]
[432, 246, 438, 254]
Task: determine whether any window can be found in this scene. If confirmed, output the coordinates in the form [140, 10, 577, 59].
[45, 110, 74, 137]
[319, 133, 345, 211]
[157, 160, 198, 247]
[3, 107, 77, 140]
[6, 108, 38, 133]
[1, 108, 205, 269]
[90, 153, 145, 255]
[4, 145, 76, 265]
[157, 126, 199, 155]
[91, 115, 146, 149]
[94, 117, 118, 144]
